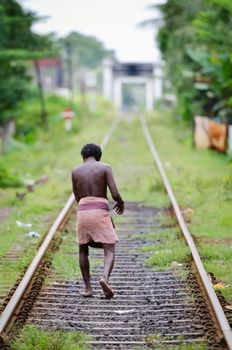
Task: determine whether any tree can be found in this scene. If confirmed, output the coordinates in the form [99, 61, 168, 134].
[148, 0, 232, 121]
[58, 31, 110, 104]
[0, 0, 52, 127]
[60, 32, 108, 69]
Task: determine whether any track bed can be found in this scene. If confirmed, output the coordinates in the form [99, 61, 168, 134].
[27, 203, 217, 349]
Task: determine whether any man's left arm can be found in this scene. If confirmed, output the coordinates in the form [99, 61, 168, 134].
[105, 165, 124, 214]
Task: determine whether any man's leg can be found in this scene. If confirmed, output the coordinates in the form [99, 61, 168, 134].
[99, 244, 115, 299]
[103, 244, 115, 281]
[79, 244, 93, 297]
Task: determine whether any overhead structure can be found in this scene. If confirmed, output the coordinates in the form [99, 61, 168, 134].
[103, 59, 163, 111]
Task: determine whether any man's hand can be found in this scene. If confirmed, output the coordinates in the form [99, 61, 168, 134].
[113, 201, 124, 215]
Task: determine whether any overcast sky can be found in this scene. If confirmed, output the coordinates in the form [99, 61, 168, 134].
[19, 0, 162, 62]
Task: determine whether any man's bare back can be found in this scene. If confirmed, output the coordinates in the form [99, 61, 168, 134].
[72, 158, 124, 214]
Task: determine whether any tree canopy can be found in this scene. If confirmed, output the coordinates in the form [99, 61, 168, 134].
[0, 0, 52, 126]
[152, 0, 232, 122]
[59, 31, 109, 69]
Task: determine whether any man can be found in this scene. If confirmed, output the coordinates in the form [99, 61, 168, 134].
[72, 143, 124, 299]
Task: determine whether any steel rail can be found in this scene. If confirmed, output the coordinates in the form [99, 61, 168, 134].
[140, 113, 232, 350]
[0, 116, 121, 335]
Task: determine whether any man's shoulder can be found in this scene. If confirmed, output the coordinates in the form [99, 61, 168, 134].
[72, 164, 83, 175]
[97, 162, 111, 170]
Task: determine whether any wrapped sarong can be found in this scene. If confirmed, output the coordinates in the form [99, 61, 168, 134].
[76, 197, 118, 245]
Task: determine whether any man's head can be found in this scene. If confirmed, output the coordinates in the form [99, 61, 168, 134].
[81, 143, 102, 161]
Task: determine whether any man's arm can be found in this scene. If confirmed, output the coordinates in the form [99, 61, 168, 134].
[106, 165, 124, 214]
[71, 171, 80, 203]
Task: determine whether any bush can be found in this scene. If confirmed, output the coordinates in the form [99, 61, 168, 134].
[0, 161, 22, 188]
[16, 93, 74, 139]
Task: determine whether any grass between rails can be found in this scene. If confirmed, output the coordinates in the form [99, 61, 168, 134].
[102, 116, 191, 272]
[140, 226, 191, 270]
[146, 111, 232, 301]
[143, 340, 207, 350]
[102, 115, 169, 207]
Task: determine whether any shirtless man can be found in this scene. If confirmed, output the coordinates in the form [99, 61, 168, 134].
[72, 143, 124, 298]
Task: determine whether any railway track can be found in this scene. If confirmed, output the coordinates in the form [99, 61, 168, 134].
[0, 114, 232, 349]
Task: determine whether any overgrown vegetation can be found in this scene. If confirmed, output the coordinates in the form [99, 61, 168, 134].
[0, 161, 22, 187]
[142, 228, 191, 270]
[0, 0, 52, 127]
[15, 93, 71, 140]
[148, 0, 232, 121]
[10, 325, 90, 350]
[147, 111, 232, 300]
[145, 334, 207, 350]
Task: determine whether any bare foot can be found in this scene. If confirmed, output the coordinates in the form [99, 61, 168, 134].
[79, 290, 93, 297]
[99, 278, 114, 299]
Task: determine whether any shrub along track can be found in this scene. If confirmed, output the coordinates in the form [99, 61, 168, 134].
[0, 115, 231, 349]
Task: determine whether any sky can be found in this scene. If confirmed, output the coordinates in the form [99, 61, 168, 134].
[19, 0, 163, 63]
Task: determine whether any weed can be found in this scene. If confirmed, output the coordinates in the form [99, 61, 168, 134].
[145, 333, 207, 349]
[10, 325, 91, 350]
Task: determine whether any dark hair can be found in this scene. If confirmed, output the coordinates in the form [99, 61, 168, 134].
[81, 143, 102, 161]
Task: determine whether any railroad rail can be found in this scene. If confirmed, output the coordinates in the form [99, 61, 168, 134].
[0, 113, 231, 349]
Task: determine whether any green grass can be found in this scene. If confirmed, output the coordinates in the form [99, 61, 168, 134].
[144, 334, 207, 349]
[142, 233, 190, 270]
[133, 226, 180, 241]
[102, 116, 169, 207]
[10, 325, 90, 350]
[199, 244, 232, 299]
[146, 111, 232, 301]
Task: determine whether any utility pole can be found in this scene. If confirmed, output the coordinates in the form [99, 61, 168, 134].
[65, 42, 74, 105]
[34, 60, 48, 129]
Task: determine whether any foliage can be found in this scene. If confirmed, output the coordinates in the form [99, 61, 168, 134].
[0, 0, 52, 126]
[144, 233, 190, 269]
[59, 31, 109, 69]
[16, 93, 74, 140]
[10, 325, 90, 350]
[151, 0, 232, 121]
[0, 160, 22, 187]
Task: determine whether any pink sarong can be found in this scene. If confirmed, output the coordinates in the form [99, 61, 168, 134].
[76, 197, 118, 245]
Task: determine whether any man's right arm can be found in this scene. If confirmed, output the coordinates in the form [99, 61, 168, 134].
[105, 165, 124, 214]
[71, 170, 80, 203]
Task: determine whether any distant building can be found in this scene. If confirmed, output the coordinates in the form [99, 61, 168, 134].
[32, 59, 63, 92]
[102, 59, 164, 111]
